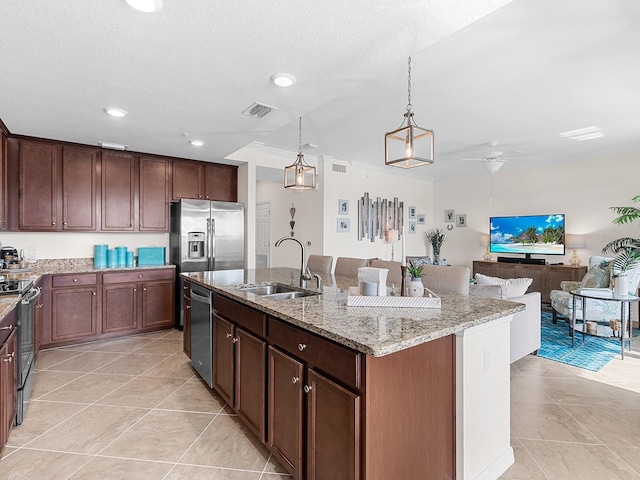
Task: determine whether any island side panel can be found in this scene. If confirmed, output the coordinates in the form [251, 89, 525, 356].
[363, 334, 455, 479]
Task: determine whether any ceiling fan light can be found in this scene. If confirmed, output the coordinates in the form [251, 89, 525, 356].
[483, 160, 504, 175]
[125, 0, 163, 13]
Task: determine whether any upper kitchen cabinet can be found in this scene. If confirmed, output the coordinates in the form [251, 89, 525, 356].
[101, 151, 136, 231]
[62, 146, 98, 231]
[139, 156, 170, 231]
[172, 160, 203, 201]
[204, 163, 237, 202]
[0, 133, 7, 230]
[172, 159, 238, 202]
[18, 140, 61, 231]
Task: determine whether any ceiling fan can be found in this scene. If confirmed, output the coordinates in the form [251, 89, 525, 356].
[462, 141, 524, 174]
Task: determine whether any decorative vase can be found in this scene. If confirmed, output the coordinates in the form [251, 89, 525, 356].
[614, 274, 628, 296]
[433, 252, 440, 266]
[407, 278, 424, 297]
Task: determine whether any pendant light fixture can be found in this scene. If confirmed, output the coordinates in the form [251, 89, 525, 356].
[284, 117, 316, 190]
[384, 57, 434, 168]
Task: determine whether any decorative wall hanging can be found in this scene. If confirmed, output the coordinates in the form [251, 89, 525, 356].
[289, 203, 296, 236]
[357, 192, 404, 242]
[337, 218, 350, 233]
[456, 214, 467, 227]
[417, 214, 425, 225]
[338, 199, 349, 215]
[445, 210, 455, 223]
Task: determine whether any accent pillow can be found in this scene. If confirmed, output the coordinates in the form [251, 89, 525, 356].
[581, 261, 612, 288]
[474, 273, 533, 297]
[469, 284, 507, 299]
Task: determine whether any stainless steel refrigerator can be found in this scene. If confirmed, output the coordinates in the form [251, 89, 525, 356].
[170, 199, 245, 328]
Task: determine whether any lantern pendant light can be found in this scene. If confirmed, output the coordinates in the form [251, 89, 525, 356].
[284, 116, 316, 190]
[384, 57, 434, 168]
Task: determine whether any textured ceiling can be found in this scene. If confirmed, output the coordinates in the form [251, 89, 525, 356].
[1, 0, 638, 182]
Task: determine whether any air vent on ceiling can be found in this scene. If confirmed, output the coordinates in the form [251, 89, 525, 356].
[332, 164, 347, 173]
[241, 102, 277, 119]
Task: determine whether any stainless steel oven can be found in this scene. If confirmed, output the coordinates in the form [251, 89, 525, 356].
[15, 283, 40, 425]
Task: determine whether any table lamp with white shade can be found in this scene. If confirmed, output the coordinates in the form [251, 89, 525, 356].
[565, 234, 586, 267]
[480, 234, 492, 261]
[386, 229, 399, 261]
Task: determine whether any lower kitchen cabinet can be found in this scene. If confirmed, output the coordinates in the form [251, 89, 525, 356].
[103, 269, 175, 333]
[212, 295, 267, 442]
[50, 274, 98, 344]
[40, 268, 175, 349]
[0, 310, 17, 458]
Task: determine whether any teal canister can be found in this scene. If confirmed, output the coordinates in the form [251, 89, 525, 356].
[107, 249, 117, 268]
[126, 251, 134, 268]
[94, 244, 108, 269]
[116, 246, 127, 267]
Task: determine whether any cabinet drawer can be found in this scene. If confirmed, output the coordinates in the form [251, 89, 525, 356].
[215, 295, 266, 337]
[0, 308, 17, 345]
[52, 273, 97, 288]
[103, 268, 174, 284]
[268, 318, 361, 390]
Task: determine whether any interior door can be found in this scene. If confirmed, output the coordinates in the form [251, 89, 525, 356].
[256, 201, 270, 268]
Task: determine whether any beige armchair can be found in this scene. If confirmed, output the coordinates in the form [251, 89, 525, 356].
[307, 255, 333, 274]
[421, 265, 470, 294]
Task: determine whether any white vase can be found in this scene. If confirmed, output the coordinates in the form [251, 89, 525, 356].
[407, 278, 424, 297]
[614, 274, 628, 296]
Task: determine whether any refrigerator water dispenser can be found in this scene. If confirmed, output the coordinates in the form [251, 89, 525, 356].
[188, 232, 205, 258]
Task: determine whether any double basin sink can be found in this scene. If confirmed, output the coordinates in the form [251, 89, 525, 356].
[240, 283, 320, 301]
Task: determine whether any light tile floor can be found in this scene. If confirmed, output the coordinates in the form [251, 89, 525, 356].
[2, 327, 640, 479]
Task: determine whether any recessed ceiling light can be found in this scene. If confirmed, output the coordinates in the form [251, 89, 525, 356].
[104, 107, 128, 117]
[189, 140, 205, 147]
[270, 73, 296, 87]
[125, 0, 163, 13]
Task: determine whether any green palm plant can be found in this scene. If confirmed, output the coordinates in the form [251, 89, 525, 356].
[602, 195, 640, 273]
[406, 261, 424, 280]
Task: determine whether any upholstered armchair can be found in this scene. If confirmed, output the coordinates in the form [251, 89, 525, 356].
[550, 255, 640, 324]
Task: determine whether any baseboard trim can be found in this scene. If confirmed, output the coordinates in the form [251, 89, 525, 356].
[470, 446, 515, 480]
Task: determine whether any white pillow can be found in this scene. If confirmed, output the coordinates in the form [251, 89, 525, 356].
[474, 273, 533, 297]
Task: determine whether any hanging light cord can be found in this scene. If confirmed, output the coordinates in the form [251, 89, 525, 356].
[406, 56, 412, 114]
[298, 116, 303, 154]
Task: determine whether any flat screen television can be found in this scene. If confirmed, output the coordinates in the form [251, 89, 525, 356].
[490, 214, 565, 258]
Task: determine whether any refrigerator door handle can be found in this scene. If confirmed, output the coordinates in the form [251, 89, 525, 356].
[208, 217, 216, 270]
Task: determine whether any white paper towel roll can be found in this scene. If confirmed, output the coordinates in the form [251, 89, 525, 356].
[357, 267, 389, 296]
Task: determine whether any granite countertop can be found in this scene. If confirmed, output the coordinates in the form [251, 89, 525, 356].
[182, 267, 526, 357]
[0, 258, 176, 321]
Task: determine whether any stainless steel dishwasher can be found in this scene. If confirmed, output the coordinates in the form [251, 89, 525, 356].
[189, 284, 213, 388]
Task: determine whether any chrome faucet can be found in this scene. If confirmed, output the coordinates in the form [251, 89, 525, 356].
[275, 236, 312, 287]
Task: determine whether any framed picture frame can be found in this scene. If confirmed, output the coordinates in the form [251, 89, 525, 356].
[408, 206, 416, 219]
[409, 221, 417, 234]
[417, 214, 425, 225]
[445, 209, 455, 223]
[338, 199, 349, 215]
[456, 214, 467, 227]
[337, 218, 350, 233]
[406, 256, 431, 267]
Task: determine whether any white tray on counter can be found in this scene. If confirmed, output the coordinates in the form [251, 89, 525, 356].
[346, 287, 441, 308]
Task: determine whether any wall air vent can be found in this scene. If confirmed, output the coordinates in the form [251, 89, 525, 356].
[241, 102, 277, 119]
[332, 164, 347, 173]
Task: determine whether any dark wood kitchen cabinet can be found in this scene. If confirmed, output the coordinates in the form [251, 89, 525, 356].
[103, 269, 175, 333]
[0, 132, 8, 230]
[49, 274, 98, 344]
[0, 308, 17, 458]
[172, 159, 237, 202]
[139, 156, 170, 231]
[62, 146, 98, 231]
[101, 151, 135, 231]
[212, 294, 267, 441]
[18, 140, 60, 231]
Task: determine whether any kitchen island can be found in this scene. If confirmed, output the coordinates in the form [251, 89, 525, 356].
[183, 268, 525, 480]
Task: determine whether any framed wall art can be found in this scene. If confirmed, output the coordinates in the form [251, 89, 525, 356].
[337, 218, 351, 233]
[417, 214, 425, 225]
[456, 214, 467, 227]
[338, 199, 349, 215]
[409, 221, 417, 234]
[445, 209, 455, 223]
[408, 206, 416, 219]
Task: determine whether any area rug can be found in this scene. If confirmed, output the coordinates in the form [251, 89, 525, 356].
[537, 311, 634, 372]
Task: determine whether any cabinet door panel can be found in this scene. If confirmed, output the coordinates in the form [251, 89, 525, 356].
[141, 280, 174, 329]
[139, 156, 169, 231]
[268, 346, 304, 479]
[102, 283, 137, 333]
[19, 141, 59, 230]
[51, 287, 97, 342]
[1, 330, 17, 455]
[306, 368, 360, 480]
[204, 163, 237, 202]
[172, 160, 202, 201]
[212, 314, 235, 406]
[101, 152, 135, 231]
[62, 147, 97, 230]
[0, 133, 7, 230]
[235, 328, 266, 441]
[183, 296, 191, 357]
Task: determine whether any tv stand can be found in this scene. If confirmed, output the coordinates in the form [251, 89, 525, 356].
[473, 261, 587, 303]
[497, 256, 546, 265]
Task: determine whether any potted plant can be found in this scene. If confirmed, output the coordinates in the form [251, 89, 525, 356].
[406, 260, 425, 297]
[602, 195, 640, 295]
[425, 228, 445, 265]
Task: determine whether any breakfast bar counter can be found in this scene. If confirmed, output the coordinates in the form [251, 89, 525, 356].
[182, 267, 524, 480]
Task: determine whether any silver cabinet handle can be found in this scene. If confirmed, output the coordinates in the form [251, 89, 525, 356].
[185, 305, 191, 309]
[52, 221, 56, 225]
[292, 376, 300, 384]
[73, 278, 78, 282]
[133, 288, 137, 292]
[0, 325, 13, 331]
[3, 352, 14, 363]
[304, 385, 312, 393]
[226, 333, 232, 338]
[143, 288, 147, 291]
[138, 275, 143, 278]
[298, 343, 307, 351]
[232, 338, 238, 343]
[92, 292, 96, 296]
